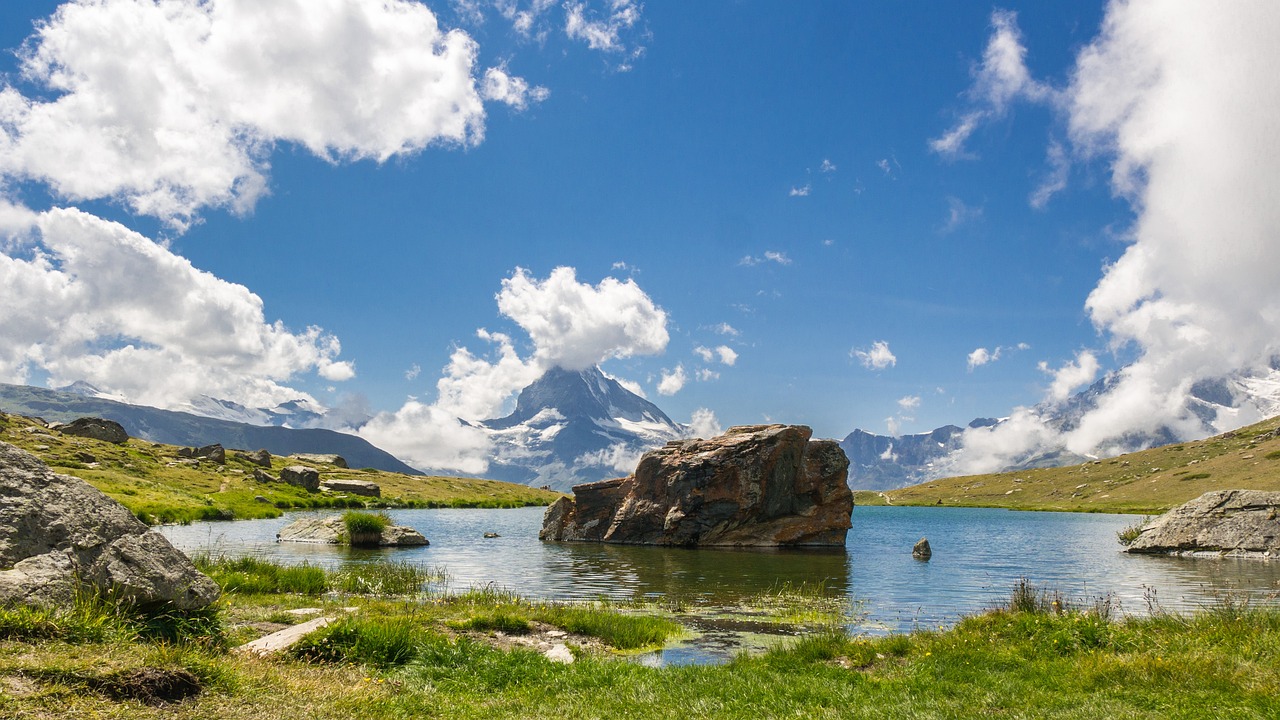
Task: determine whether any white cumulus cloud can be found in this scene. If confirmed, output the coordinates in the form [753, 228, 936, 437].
[657, 364, 687, 396]
[967, 347, 995, 370]
[0, 0, 540, 230]
[0, 206, 349, 409]
[853, 341, 897, 370]
[689, 407, 722, 439]
[930, 9, 1053, 159]
[497, 266, 669, 371]
[715, 346, 738, 366]
[947, 1, 1280, 471]
[361, 267, 670, 473]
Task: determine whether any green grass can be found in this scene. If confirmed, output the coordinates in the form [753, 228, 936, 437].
[342, 510, 391, 546]
[0, 590, 223, 648]
[1116, 516, 1149, 546]
[531, 605, 679, 650]
[195, 555, 436, 597]
[0, 411, 563, 526]
[196, 555, 329, 595]
[4, 570, 1280, 718]
[330, 562, 436, 595]
[291, 615, 425, 668]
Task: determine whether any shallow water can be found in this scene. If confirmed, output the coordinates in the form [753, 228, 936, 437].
[159, 505, 1280, 662]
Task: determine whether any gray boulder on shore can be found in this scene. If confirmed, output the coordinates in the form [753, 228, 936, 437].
[0, 441, 220, 610]
[1126, 489, 1280, 557]
[279, 465, 320, 491]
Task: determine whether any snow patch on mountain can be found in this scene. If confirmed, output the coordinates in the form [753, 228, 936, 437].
[477, 365, 687, 490]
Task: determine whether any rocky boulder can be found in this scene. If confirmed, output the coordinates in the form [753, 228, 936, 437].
[1126, 489, 1280, 557]
[540, 424, 853, 547]
[0, 441, 219, 610]
[276, 515, 428, 547]
[279, 465, 320, 491]
[177, 443, 225, 464]
[320, 478, 381, 497]
[235, 448, 273, 467]
[57, 417, 129, 444]
[292, 453, 348, 468]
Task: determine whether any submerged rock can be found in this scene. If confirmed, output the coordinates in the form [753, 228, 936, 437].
[540, 424, 852, 547]
[1126, 489, 1280, 557]
[276, 515, 428, 547]
[912, 537, 932, 560]
[0, 441, 219, 610]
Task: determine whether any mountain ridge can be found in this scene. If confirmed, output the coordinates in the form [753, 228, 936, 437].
[477, 365, 687, 491]
[0, 382, 419, 475]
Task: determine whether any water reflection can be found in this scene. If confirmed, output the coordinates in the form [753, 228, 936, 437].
[157, 504, 1280, 634]
[543, 542, 851, 603]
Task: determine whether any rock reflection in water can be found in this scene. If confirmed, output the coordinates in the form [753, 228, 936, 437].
[544, 541, 851, 604]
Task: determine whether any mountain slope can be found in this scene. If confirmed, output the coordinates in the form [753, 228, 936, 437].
[871, 414, 1280, 514]
[478, 366, 686, 491]
[0, 383, 419, 475]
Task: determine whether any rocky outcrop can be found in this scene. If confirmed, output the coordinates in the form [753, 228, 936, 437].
[235, 448, 273, 467]
[0, 441, 219, 610]
[57, 417, 129, 444]
[912, 537, 932, 560]
[320, 479, 381, 497]
[279, 465, 320, 491]
[177, 443, 225, 464]
[540, 424, 853, 547]
[292, 453, 348, 468]
[1126, 490, 1280, 557]
[276, 515, 428, 547]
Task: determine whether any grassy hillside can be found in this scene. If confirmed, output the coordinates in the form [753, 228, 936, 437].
[0, 412, 561, 525]
[859, 414, 1280, 514]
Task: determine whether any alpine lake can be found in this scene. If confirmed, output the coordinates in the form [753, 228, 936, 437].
[158, 505, 1280, 666]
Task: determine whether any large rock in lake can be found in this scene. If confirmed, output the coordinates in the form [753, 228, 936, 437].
[1126, 489, 1280, 557]
[276, 515, 428, 547]
[540, 424, 852, 547]
[0, 441, 219, 610]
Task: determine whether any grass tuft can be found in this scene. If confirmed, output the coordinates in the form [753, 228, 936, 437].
[1116, 516, 1149, 546]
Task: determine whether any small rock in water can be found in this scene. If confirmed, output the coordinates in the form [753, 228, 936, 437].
[912, 537, 932, 560]
[483, 532, 501, 538]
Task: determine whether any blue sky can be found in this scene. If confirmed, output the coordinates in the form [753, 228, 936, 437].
[2, 1, 1277, 474]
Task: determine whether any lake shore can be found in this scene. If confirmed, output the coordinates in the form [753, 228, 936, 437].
[3, 558, 1278, 719]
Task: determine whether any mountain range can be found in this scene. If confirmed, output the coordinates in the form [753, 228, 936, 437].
[476, 365, 687, 490]
[0, 382, 418, 475]
[841, 364, 1280, 491]
[8, 359, 1280, 493]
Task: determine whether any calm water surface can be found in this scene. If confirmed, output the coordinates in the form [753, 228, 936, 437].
[160, 505, 1280, 635]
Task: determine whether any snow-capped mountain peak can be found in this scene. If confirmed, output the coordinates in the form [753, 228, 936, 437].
[479, 365, 686, 491]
